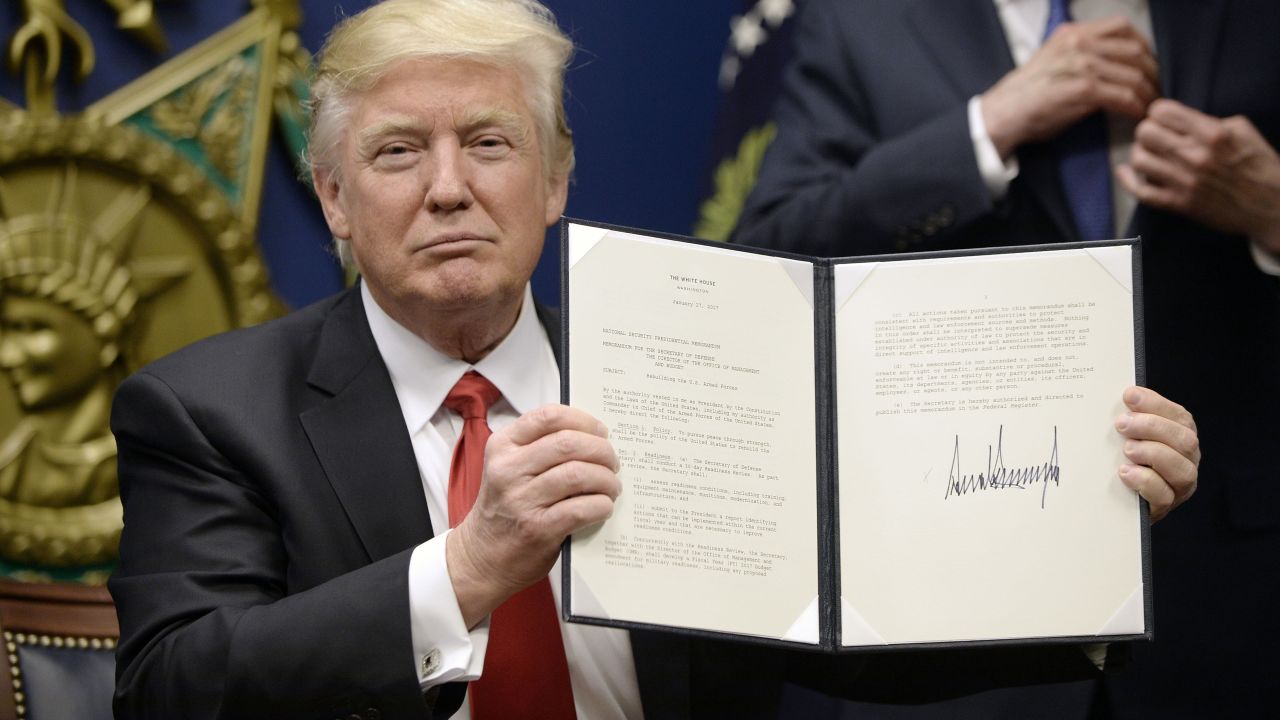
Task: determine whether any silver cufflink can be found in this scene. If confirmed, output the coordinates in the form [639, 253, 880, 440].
[421, 648, 443, 677]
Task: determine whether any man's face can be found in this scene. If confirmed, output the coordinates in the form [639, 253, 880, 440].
[316, 57, 567, 331]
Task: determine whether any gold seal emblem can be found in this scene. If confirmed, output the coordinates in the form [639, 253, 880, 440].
[1, 1, 307, 581]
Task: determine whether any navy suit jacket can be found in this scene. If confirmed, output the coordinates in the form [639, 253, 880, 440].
[111, 287, 465, 719]
[735, 0, 1280, 715]
[108, 286, 774, 719]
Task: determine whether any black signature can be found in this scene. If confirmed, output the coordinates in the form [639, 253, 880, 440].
[944, 426, 1060, 508]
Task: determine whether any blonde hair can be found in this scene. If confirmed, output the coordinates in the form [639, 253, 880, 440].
[306, 0, 575, 183]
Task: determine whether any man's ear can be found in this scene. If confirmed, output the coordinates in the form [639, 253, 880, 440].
[543, 172, 569, 227]
[313, 168, 351, 240]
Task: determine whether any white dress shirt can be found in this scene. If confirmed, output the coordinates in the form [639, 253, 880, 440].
[361, 282, 643, 720]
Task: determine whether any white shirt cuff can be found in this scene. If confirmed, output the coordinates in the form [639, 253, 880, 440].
[408, 530, 489, 688]
[1250, 240, 1280, 276]
[1082, 642, 1109, 671]
[968, 95, 1019, 201]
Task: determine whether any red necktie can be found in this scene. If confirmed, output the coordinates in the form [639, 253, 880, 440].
[444, 371, 577, 720]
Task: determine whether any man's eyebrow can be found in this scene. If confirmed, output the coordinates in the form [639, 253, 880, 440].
[356, 116, 429, 154]
[459, 108, 531, 143]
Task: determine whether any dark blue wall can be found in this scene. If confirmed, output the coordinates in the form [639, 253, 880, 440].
[0, 0, 738, 308]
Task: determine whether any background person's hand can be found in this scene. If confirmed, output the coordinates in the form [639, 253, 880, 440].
[982, 16, 1159, 158]
[1116, 99, 1280, 252]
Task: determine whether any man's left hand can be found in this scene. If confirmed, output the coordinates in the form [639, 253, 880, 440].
[1117, 99, 1280, 252]
[1114, 386, 1199, 522]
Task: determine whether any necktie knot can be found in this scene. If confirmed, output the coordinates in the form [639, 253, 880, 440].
[445, 371, 501, 421]
[1045, 0, 1073, 38]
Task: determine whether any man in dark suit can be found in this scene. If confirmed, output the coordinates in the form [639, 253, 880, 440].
[108, 1, 1202, 718]
[734, 1, 1280, 716]
[110, 1, 634, 717]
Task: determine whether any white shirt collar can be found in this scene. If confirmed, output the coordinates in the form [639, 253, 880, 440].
[994, 0, 1148, 25]
[993, 0, 1152, 68]
[361, 282, 557, 435]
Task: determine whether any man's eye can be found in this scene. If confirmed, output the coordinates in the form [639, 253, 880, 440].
[372, 144, 418, 167]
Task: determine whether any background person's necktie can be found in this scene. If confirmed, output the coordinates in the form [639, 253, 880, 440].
[445, 371, 577, 719]
[1045, 0, 1115, 240]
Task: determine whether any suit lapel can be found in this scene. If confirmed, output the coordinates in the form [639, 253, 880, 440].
[905, 0, 1077, 242]
[298, 292, 691, 712]
[1151, 0, 1230, 107]
[535, 301, 562, 368]
[300, 287, 435, 562]
[1126, 0, 1229, 236]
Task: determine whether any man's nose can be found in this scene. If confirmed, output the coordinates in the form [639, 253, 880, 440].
[424, 145, 473, 211]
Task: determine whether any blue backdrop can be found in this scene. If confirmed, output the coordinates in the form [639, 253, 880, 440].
[0, 0, 740, 308]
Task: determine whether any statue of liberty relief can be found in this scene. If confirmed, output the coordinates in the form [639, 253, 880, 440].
[0, 165, 186, 567]
[0, 0, 299, 576]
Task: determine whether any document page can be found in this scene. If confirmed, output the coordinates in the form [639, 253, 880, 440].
[566, 223, 820, 642]
[835, 247, 1143, 646]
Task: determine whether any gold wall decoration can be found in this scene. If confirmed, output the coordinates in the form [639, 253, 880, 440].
[694, 123, 776, 242]
[1, 1, 306, 582]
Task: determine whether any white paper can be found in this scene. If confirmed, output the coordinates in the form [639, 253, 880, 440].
[835, 248, 1143, 645]
[567, 223, 820, 642]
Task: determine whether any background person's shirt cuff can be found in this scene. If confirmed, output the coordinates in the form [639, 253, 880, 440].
[969, 95, 1019, 201]
[1250, 240, 1280, 276]
[1083, 642, 1109, 671]
[408, 530, 489, 688]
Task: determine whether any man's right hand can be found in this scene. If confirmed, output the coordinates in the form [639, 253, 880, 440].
[445, 404, 620, 628]
[981, 16, 1159, 159]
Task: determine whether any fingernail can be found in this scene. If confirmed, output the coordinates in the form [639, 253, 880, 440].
[1118, 464, 1138, 488]
[1124, 387, 1142, 407]
[597, 421, 609, 437]
[1116, 413, 1132, 431]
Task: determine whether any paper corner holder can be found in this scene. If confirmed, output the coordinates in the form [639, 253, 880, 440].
[778, 257, 817, 310]
[781, 595, 822, 644]
[840, 597, 888, 647]
[568, 565, 614, 621]
[1083, 244, 1134, 295]
[832, 262, 881, 313]
[566, 222, 610, 270]
[1094, 584, 1146, 637]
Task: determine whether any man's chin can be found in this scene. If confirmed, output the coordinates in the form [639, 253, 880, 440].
[417, 277, 522, 316]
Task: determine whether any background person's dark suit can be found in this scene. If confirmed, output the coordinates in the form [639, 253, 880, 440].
[110, 283, 1108, 719]
[734, 0, 1280, 716]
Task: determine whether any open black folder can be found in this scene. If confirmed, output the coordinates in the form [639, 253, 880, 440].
[559, 218, 1150, 652]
